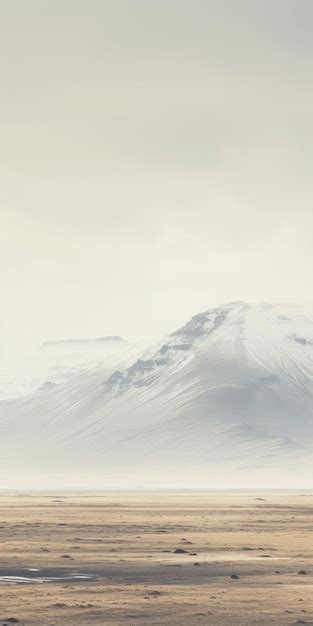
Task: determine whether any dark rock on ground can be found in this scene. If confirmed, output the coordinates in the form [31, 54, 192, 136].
[174, 548, 188, 554]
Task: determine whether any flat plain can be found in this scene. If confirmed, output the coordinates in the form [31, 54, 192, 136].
[0, 492, 313, 625]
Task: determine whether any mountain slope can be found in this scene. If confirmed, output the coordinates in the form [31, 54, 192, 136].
[1, 302, 313, 489]
[0, 335, 128, 400]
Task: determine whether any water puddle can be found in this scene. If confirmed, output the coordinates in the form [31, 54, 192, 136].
[0, 569, 94, 584]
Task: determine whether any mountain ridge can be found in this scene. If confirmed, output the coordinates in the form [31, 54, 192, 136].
[41, 336, 125, 348]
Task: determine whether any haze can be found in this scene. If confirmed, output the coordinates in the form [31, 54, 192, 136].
[1, 0, 313, 358]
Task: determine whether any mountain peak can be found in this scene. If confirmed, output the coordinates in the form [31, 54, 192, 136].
[172, 301, 249, 340]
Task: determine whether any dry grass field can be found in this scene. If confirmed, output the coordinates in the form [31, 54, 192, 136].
[0, 492, 313, 625]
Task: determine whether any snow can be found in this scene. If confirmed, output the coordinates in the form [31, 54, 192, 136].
[0, 336, 129, 400]
[0, 302, 313, 489]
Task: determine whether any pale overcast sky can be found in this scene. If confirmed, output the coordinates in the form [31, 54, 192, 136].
[1, 0, 313, 350]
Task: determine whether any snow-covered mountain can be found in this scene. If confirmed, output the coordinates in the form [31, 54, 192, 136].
[0, 335, 128, 400]
[1, 302, 313, 490]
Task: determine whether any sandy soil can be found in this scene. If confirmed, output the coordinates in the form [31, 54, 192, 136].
[0, 492, 313, 625]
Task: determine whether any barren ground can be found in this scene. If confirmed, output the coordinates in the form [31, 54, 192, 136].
[0, 492, 313, 625]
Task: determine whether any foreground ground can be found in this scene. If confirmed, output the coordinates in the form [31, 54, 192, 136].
[0, 493, 313, 625]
